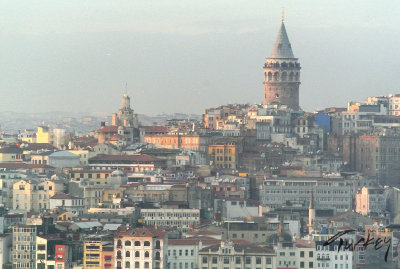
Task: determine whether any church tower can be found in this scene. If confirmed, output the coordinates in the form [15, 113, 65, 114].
[263, 16, 301, 110]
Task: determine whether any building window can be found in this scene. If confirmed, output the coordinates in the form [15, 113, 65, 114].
[202, 257, 207, 264]
[126, 251, 130, 258]
[224, 257, 229, 264]
[300, 251, 304, 257]
[125, 262, 130, 268]
[256, 257, 261, 264]
[266, 257, 271, 264]
[135, 251, 140, 258]
[235, 257, 241, 264]
[125, 241, 131, 246]
[245, 257, 251, 264]
[145, 251, 149, 258]
[134, 241, 141, 246]
[212, 257, 217, 264]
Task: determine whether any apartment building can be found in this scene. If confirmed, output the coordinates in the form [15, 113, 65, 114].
[12, 224, 37, 269]
[0, 171, 27, 208]
[83, 234, 114, 269]
[114, 227, 167, 269]
[12, 179, 64, 213]
[260, 178, 353, 212]
[49, 194, 85, 216]
[167, 238, 221, 269]
[198, 241, 276, 269]
[141, 208, 200, 233]
[355, 186, 386, 216]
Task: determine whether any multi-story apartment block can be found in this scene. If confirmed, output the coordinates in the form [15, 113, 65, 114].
[12, 224, 37, 269]
[260, 178, 353, 212]
[208, 138, 241, 169]
[198, 241, 276, 269]
[88, 154, 159, 172]
[49, 194, 85, 215]
[315, 240, 353, 269]
[12, 179, 64, 213]
[355, 186, 386, 216]
[55, 244, 72, 269]
[0, 171, 27, 208]
[167, 238, 221, 269]
[36, 235, 64, 269]
[83, 234, 114, 269]
[141, 209, 200, 233]
[114, 227, 167, 269]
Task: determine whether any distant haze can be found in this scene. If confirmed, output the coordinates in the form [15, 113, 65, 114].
[1, 1, 400, 115]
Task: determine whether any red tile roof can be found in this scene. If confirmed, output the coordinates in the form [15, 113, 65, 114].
[96, 126, 119, 133]
[116, 227, 167, 238]
[0, 163, 54, 169]
[89, 154, 157, 162]
[144, 126, 167, 133]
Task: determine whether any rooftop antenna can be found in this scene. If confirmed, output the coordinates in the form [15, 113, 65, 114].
[281, 8, 285, 22]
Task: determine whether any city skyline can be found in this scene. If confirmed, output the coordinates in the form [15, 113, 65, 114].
[2, 1, 400, 115]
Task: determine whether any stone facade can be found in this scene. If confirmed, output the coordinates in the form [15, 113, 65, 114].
[263, 21, 301, 110]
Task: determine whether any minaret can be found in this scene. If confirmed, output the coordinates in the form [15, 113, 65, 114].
[308, 191, 316, 234]
[263, 15, 301, 110]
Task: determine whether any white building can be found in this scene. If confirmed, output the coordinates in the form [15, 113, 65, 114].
[167, 238, 221, 269]
[198, 241, 276, 269]
[49, 193, 85, 215]
[316, 240, 353, 269]
[141, 209, 200, 233]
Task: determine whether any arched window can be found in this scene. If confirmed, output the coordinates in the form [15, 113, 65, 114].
[281, 62, 287, 68]
[275, 62, 280, 68]
[274, 72, 279, 81]
[289, 72, 294, 81]
[117, 240, 122, 248]
[155, 240, 161, 249]
[145, 251, 150, 258]
[125, 241, 131, 246]
[126, 251, 130, 258]
[134, 241, 141, 246]
[281, 72, 287, 81]
[155, 251, 161, 260]
[117, 261, 122, 269]
[135, 251, 140, 258]
[117, 251, 122, 259]
[144, 262, 149, 269]
[125, 261, 130, 268]
[144, 241, 151, 246]
[268, 72, 272, 81]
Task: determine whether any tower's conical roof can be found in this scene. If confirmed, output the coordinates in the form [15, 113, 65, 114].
[269, 22, 295, 59]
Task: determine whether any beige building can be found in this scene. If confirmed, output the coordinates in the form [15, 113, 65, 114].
[141, 208, 200, 233]
[355, 186, 386, 216]
[12, 179, 64, 213]
[12, 224, 36, 269]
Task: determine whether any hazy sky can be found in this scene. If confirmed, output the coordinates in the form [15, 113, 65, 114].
[1, 1, 400, 115]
